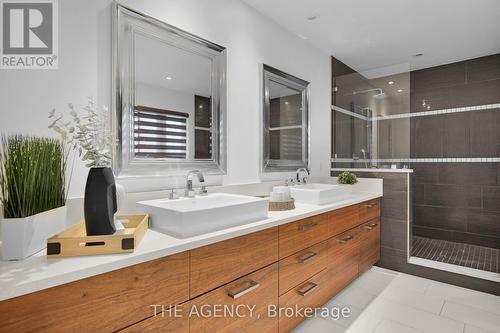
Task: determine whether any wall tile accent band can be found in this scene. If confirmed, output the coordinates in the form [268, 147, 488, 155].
[331, 167, 413, 173]
[331, 157, 500, 163]
[331, 103, 500, 121]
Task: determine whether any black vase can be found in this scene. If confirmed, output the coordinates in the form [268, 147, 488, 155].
[84, 167, 117, 236]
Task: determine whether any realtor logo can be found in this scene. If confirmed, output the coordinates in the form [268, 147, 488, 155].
[1, 0, 58, 69]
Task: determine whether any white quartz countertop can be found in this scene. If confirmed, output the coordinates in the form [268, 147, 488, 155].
[0, 191, 381, 301]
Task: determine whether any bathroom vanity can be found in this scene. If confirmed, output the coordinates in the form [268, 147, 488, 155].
[0, 196, 381, 333]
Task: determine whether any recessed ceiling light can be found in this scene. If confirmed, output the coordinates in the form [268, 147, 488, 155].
[397, 89, 403, 93]
[166, 76, 172, 80]
[388, 81, 394, 85]
[285, 101, 289, 105]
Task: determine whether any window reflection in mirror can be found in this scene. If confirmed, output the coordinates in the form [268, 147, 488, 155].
[194, 95, 212, 159]
[262, 65, 309, 172]
[134, 33, 212, 160]
[269, 81, 303, 161]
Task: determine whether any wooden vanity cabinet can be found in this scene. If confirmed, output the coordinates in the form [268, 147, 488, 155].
[190, 227, 278, 298]
[278, 213, 330, 259]
[0, 252, 190, 333]
[359, 198, 381, 224]
[0, 198, 381, 333]
[327, 204, 360, 237]
[278, 267, 333, 333]
[190, 263, 279, 333]
[325, 259, 360, 303]
[277, 201, 380, 332]
[278, 240, 329, 296]
[328, 227, 361, 276]
[359, 218, 381, 273]
[118, 309, 189, 333]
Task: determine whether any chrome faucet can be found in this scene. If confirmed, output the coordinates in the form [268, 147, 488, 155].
[296, 168, 310, 184]
[185, 170, 205, 198]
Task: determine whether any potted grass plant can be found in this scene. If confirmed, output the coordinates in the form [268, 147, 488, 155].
[0, 135, 68, 260]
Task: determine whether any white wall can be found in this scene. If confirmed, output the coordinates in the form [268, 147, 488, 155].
[0, 0, 331, 198]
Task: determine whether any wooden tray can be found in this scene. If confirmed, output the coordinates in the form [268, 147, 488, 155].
[269, 198, 295, 211]
[47, 214, 149, 258]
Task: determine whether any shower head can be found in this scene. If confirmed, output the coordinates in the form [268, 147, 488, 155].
[352, 88, 386, 100]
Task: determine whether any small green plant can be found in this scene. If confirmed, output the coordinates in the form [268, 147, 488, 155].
[0, 135, 68, 218]
[48, 97, 112, 168]
[337, 171, 358, 185]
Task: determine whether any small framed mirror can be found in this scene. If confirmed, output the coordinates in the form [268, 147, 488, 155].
[113, 4, 227, 179]
[262, 65, 310, 172]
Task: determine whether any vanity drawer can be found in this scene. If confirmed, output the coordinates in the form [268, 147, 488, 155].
[359, 219, 381, 273]
[278, 267, 333, 333]
[0, 252, 189, 333]
[278, 240, 329, 295]
[326, 259, 360, 303]
[190, 227, 278, 298]
[328, 204, 360, 237]
[358, 199, 381, 224]
[278, 213, 330, 259]
[118, 306, 189, 333]
[328, 227, 361, 274]
[190, 263, 279, 333]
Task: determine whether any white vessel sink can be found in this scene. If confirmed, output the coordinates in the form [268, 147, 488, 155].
[137, 193, 269, 238]
[290, 183, 353, 205]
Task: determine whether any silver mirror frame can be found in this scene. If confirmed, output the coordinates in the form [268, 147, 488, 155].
[112, 3, 227, 179]
[261, 64, 310, 173]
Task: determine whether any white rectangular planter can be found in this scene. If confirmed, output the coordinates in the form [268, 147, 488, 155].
[1, 206, 67, 260]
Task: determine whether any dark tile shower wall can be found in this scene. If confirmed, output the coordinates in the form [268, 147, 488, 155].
[411, 55, 500, 113]
[410, 54, 500, 249]
[412, 163, 500, 249]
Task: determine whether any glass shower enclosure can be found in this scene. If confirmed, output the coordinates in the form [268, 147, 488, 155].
[331, 55, 500, 281]
[331, 59, 411, 170]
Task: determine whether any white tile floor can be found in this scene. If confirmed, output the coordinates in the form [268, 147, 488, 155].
[293, 267, 500, 333]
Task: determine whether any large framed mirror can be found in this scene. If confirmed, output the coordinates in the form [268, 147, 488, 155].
[112, 4, 227, 179]
[262, 65, 310, 172]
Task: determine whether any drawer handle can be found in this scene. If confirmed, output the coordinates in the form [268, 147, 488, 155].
[298, 251, 317, 263]
[365, 223, 378, 230]
[297, 282, 318, 296]
[228, 280, 260, 299]
[364, 203, 377, 208]
[299, 222, 318, 231]
[339, 235, 354, 244]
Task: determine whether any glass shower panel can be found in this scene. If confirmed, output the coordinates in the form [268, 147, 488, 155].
[332, 60, 411, 169]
